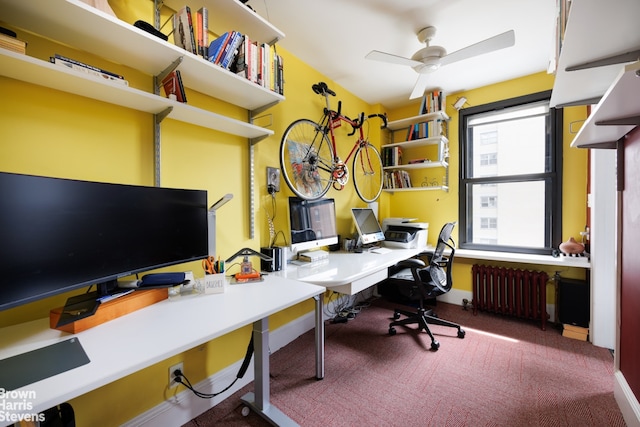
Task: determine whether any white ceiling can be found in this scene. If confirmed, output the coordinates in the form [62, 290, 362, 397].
[250, 0, 557, 108]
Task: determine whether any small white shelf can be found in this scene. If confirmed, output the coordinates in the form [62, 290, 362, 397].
[383, 135, 448, 149]
[386, 111, 450, 131]
[570, 61, 640, 148]
[0, 0, 283, 111]
[383, 186, 449, 193]
[0, 49, 272, 139]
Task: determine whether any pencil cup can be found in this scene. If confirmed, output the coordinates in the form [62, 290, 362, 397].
[204, 273, 226, 294]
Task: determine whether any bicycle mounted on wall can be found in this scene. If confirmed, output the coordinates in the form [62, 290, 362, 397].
[279, 82, 387, 202]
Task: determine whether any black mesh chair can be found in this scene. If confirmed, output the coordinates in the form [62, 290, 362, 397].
[387, 222, 465, 350]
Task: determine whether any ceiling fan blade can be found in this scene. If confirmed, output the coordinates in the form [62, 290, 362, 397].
[440, 30, 515, 66]
[365, 50, 422, 67]
[409, 74, 430, 99]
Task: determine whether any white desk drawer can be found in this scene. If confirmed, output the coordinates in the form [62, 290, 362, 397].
[330, 268, 388, 295]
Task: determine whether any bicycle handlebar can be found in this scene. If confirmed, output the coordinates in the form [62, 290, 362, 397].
[313, 82, 388, 132]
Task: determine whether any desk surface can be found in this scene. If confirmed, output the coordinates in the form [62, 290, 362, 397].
[0, 275, 325, 416]
[278, 248, 422, 287]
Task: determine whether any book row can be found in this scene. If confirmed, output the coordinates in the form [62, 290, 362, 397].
[382, 146, 403, 167]
[172, 6, 284, 95]
[384, 170, 412, 189]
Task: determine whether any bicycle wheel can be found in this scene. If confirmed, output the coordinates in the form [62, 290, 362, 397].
[352, 142, 383, 203]
[280, 118, 335, 200]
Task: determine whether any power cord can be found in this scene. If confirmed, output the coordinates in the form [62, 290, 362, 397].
[173, 336, 254, 399]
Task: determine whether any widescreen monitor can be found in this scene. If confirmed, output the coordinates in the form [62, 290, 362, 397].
[0, 172, 209, 313]
[351, 207, 385, 245]
[288, 197, 338, 254]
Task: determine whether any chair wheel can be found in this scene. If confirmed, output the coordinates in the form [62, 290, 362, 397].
[389, 327, 396, 335]
[393, 311, 400, 320]
[430, 340, 440, 351]
[458, 329, 466, 338]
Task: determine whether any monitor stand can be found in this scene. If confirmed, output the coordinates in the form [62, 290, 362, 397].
[56, 279, 127, 327]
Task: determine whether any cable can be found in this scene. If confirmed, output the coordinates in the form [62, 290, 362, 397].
[174, 336, 254, 399]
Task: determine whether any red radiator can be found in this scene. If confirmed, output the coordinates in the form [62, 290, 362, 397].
[472, 264, 549, 330]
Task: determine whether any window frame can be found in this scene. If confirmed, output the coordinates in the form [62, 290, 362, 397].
[458, 90, 563, 255]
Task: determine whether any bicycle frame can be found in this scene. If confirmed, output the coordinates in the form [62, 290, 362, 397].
[316, 89, 384, 189]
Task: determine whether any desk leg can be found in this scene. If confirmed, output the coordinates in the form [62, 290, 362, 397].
[241, 317, 298, 426]
[314, 294, 324, 380]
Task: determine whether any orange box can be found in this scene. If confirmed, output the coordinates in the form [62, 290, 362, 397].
[50, 288, 168, 333]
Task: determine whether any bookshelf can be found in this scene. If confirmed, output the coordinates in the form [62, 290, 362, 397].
[0, 0, 286, 237]
[383, 110, 450, 193]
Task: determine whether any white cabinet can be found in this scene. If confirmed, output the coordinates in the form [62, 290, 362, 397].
[383, 111, 450, 192]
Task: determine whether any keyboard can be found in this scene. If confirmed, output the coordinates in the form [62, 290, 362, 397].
[371, 247, 392, 254]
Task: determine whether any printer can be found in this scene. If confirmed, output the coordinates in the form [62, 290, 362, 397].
[382, 218, 429, 249]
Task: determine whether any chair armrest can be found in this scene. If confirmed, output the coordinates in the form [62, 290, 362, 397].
[396, 258, 426, 269]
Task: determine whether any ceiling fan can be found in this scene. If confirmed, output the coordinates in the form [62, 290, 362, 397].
[366, 26, 515, 99]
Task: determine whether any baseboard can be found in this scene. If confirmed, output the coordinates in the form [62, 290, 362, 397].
[122, 310, 316, 427]
[614, 370, 640, 427]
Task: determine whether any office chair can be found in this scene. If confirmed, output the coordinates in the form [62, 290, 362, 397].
[387, 222, 465, 350]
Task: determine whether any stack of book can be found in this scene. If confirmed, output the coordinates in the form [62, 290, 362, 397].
[161, 70, 187, 103]
[50, 54, 128, 86]
[209, 31, 284, 95]
[0, 27, 26, 54]
[173, 6, 209, 58]
[382, 146, 402, 167]
[406, 90, 446, 141]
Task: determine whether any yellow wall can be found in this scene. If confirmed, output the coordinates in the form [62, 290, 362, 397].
[0, 2, 588, 425]
[385, 73, 590, 297]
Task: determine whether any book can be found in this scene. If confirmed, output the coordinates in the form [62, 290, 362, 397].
[161, 70, 187, 103]
[173, 6, 196, 54]
[196, 7, 208, 58]
[207, 31, 232, 63]
[51, 58, 129, 86]
[0, 32, 26, 54]
[230, 34, 248, 77]
[52, 53, 125, 80]
[220, 31, 243, 70]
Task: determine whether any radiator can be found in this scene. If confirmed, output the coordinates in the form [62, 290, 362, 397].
[472, 264, 549, 330]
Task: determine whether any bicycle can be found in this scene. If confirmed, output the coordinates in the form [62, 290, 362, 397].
[279, 82, 387, 202]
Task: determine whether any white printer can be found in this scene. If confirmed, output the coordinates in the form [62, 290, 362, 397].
[382, 218, 429, 249]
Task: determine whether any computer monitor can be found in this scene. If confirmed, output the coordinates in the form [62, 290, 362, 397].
[288, 197, 338, 254]
[0, 172, 209, 314]
[351, 207, 385, 245]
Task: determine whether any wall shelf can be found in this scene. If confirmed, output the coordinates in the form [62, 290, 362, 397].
[550, 0, 640, 108]
[570, 61, 640, 148]
[0, 49, 272, 139]
[0, 0, 284, 112]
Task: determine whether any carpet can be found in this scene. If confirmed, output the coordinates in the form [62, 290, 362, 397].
[184, 298, 625, 426]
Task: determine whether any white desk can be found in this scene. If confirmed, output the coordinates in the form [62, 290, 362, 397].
[0, 275, 325, 427]
[277, 247, 423, 380]
[281, 248, 423, 295]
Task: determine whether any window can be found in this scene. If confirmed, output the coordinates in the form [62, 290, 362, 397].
[458, 91, 562, 255]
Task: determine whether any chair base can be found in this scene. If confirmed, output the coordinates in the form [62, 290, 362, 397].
[389, 307, 465, 350]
